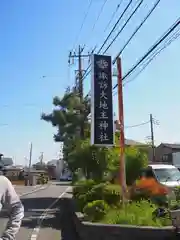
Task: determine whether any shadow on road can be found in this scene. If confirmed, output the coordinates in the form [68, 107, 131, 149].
[1, 197, 80, 240]
[20, 197, 62, 230]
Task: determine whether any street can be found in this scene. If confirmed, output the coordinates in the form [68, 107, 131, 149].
[0, 182, 71, 240]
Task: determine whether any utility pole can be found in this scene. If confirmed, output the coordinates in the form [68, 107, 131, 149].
[39, 152, 44, 165]
[68, 45, 90, 98]
[150, 114, 155, 162]
[28, 142, 33, 185]
[117, 57, 126, 203]
[68, 45, 91, 138]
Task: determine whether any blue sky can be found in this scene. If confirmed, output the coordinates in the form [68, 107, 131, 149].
[0, 0, 179, 165]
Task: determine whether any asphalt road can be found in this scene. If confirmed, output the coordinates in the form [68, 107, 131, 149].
[0, 182, 71, 240]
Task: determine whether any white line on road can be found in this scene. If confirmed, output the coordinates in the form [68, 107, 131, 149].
[30, 186, 71, 240]
[20, 186, 47, 197]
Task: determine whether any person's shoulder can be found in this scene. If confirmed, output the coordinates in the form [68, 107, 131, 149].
[0, 175, 11, 185]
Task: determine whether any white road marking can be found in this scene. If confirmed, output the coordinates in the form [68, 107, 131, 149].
[20, 185, 49, 197]
[30, 186, 71, 240]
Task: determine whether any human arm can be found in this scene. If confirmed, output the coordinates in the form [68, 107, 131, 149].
[1, 176, 24, 240]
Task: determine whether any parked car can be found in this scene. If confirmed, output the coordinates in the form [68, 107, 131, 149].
[137, 164, 180, 188]
[60, 174, 72, 181]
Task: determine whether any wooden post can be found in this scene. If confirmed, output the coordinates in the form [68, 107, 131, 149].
[117, 57, 127, 203]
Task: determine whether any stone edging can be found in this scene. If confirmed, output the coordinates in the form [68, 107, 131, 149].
[60, 198, 178, 240]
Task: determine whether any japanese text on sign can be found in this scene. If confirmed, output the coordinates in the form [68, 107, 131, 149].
[91, 54, 114, 146]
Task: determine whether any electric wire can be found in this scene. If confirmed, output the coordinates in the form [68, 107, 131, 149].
[112, 25, 180, 96]
[86, 0, 158, 97]
[113, 17, 180, 90]
[98, 0, 133, 54]
[125, 121, 150, 129]
[103, 0, 143, 54]
[123, 27, 180, 86]
[103, 0, 123, 33]
[83, 0, 147, 88]
[83, 0, 109, 50]
[83, 0, 134, 87]
[112, 0, 161, 64]
[72, 0, 93, 51]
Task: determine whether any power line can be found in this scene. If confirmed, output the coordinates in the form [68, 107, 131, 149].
[82, 0, 134, 87]
[125, 120, 150, 129]
[83, 0, 146, 89]
[83, 0, 109, 50]
[113, 17, 180, 90]
[72, 0, 93, 51]
[114, 22, 180, 89]
[112, 0, 161, 64]
[103, 0, 123, 33]
[103, 0, 143, 54]
[98, 0, 133, 54]
[125, 31, 180, 86]
[90, 0, 109, 33]
[112, 26, 180, 96]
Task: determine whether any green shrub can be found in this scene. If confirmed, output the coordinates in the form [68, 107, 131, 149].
[89, 182, 107, 199]
[74, 182, 122, 211]
[73, 179, 96, 198]
[125, 147, 148, 185]
[130, 188, 149, 202]
[75, 182, 106, 211]
[174, 186, 180, 201]
[101, 200, 171, 226]
[103, 184, 121, 205]
[83, 200, 109, 222]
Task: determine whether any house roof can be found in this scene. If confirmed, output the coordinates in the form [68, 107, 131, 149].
[161, 143, 180, 149]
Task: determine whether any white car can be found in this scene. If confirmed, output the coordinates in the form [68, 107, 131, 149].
[140, 164, 180, 188]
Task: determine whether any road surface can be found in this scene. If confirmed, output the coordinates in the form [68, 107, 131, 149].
[0, 182, 71, 240]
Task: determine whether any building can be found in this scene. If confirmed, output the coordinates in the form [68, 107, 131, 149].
[47, 159, 64, 180]
[152, 143, 180, 162]
[3, 165, 24, 181]
[1, 157, 13, 166]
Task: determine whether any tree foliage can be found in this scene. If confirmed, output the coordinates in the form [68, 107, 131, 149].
[42, 88, 148, 184]
[68, 138, 112, 181]
[41, 89, 91, 166]
[125, 147, 148, 185]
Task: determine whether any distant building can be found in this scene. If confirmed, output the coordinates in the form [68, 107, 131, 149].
[1, 157, 13, 166]
[47, 159, 64, 180]
[152, 143, 180, 162]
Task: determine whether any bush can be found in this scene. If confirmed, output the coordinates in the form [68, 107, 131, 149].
[103, 184, 121, 205]
[125, 147, 148, 185]
[174, 186, 180, 201]
[37, 173, 48, 184]
[101, 200, 171, 226]
[73, 181, 122, 211]
[90, 182, 107, 199]
[74, 182, 106, 211]
[83, 200, 109, 222]
[73, 179, 96, 198]
[129, 186, 150, 201]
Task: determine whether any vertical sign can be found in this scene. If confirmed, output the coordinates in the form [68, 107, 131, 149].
[91, 54, 114, 146]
